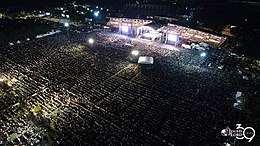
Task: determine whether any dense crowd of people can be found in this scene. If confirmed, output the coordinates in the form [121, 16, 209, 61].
[0, 29, 259, 145]
[167, 23, 226, 47]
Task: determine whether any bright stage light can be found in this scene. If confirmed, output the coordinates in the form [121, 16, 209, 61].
[121, 26, 129, 33]
[200, 52, 207, 57]
[131, 50, 139, 56]
[168, 34, 178, 42]
[88, 38, 95, 44]
[143, 33, 158, 39]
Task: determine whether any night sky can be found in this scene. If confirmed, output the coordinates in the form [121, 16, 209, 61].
[0, 0, 85, 8]
[0, 0, 126, 8]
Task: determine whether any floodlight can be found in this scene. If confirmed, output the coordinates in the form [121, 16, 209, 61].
[94, 11, 99, 17]
[64, 23, 69, 27]
[200, 52, 207, 57]
[88, 38, 95, 44]
[131, 50, 139, 56]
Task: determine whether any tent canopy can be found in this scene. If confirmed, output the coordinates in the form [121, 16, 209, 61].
[138, 56, 154, 64]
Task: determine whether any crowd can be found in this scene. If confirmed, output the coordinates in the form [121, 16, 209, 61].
[166, 23, 226, 47]
[0, 29, 259, 146]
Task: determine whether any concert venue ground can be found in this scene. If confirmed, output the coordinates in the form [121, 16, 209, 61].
[0, 30, 258, 146]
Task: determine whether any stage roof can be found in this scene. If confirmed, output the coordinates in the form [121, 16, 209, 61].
[144, 22, 163, 30]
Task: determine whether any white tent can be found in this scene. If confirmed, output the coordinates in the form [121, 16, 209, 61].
[218, 65, 224, 69]
[181, 44, 191, 49]
[197, 47, 206, 51]
[138, 56, 154, 64]
[233, 91, 245, 110]
[199, 42, 209, 47]
[242, 76, 249, 80]
[233, 102, 242, 110]
[236, 91, 242, 98]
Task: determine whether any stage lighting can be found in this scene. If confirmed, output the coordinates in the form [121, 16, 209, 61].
[121, 26, 129, 33]
[168, 34, 178, 42]
[143, 33, 158, 39]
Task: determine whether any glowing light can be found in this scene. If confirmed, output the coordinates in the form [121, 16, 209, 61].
[88, 38, 94, 44]
[45, 12, 50, 16]
[168, 34, 178, 42]
[94, 11, 99, 17]
[64, 23, 69, 27]
[131, 50, 139, 56]
[200, 52, 207, 57]
[121, 26, 129, 33]
[142, 33, 158, 39]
